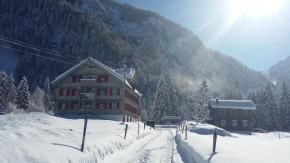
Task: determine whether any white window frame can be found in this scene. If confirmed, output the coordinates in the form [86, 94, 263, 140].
[101, 77, 106, 83]
[220, 109, 225, 115]
[232, 120, 237, 127]
[100, 90, 105, 96]
[75, 77, 80, 83]
[242, 110, 247, 116]
[231, 109, 237, 115]
[112, 102, 117, 110]
[63, 89, 67, 96]
[112, 89, 117, 96]
[100, 103, 104, 109]
[62, 102, 66, 110]
[74, 104, 78, 110]
[87, 75, 93, 79]
[243, 120, 248, 127]
[221, 120, 226, 127]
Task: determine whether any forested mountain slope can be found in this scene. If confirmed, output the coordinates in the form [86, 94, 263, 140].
[0, 0, 267, 98]
[267, 55, 290, 85]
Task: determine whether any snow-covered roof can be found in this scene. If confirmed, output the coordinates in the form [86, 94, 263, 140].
[113, 68, 135, 80]
[209, 99, 256, 110]
[51, 57, 141, 97]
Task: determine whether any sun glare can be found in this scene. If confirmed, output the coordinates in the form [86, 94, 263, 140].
[230, 0, 282, 20]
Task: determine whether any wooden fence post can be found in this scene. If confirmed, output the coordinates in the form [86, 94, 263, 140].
[81, 118, 88, 152]
[185, 125, 187, 140]
[138, 123, 139, 135]
[124, 124, 128, 139]
[213, 128, 217, 153]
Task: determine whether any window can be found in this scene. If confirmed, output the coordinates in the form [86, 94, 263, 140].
[220, 109, 225, 115]
[221, 120, 226, 127]
[87, 87, 94, 93]
[112, 102, 117, 109]
[101, 77, 106, 83]
[74, 104, 78, 109]
[231, 109, 237, 115]
[100, 103, 104, 109]
[112, 89, 117, 96]
[75, 77, 80, 83]
[232, 120, 237, 127]
[62, 102, 66, 109]
[242, 110, 247, 115]
[243, 120, 248, 127]
[87, 75, 93, 79]
[100, 89, 105, 96]
[63, 89, 67, 96]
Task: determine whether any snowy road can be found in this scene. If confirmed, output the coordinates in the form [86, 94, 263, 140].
[104, 129, 184, 163]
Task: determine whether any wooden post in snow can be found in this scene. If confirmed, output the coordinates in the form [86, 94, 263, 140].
[124, 124, 128, 139]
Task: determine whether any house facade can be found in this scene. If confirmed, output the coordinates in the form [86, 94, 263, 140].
[51, 57, 141, 122]
[207, 99, 256, 133]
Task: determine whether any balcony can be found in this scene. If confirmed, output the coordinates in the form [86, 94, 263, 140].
[79, 79, 96, 87]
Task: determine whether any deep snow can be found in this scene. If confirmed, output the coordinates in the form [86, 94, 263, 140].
[176, 123, 290, 163]
[0, 113, 154, 163]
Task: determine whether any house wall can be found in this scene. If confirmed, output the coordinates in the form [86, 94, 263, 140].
[208, 103, 253, 132]
[53, 61, 140, 121]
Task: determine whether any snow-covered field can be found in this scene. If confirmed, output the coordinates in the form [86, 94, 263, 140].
[1, 113, 290, 163]
[0, 113, 154, 163]
[176, 122, 290, 163]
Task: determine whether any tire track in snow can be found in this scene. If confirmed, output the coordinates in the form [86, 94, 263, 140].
[103, 129, 184, 163]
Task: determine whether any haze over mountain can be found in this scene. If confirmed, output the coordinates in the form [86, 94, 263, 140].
[267, 55, 290, 85]
[0, 0, 267, 98]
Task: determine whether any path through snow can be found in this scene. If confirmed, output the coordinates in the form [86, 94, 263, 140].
[103, 129, 184, 163]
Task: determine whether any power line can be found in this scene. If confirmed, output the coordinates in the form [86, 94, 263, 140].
[0, 35, 122, 67]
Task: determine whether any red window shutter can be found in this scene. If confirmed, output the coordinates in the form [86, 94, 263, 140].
[59, 89, 63, 96]
[97, 76, 101, 83]
[70, 102, 74, 109]
[117, 102, 120, 109]
[105, 88, 108, 96]
[96, 102, 99, 109]
[66, 102, 69, 109]
[97, 88, 100, 96]
[72, 76, 76, 83]
[109, 88, 112, 96]
[67, 89, 70, 96]
[105, 76, 108, 82]
[80, 75, 83, 79]
[104, 102, 107, 109]
[71, 89, 75, 96]
[109, 102, 112, 109]
[58, 102, 62, 109]
[117, 88, 120, 96]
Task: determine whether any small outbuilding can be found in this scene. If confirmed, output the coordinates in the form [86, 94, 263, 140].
[160, 116, 181, 125]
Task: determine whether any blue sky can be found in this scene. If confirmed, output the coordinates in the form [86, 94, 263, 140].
[116, 0, 290, 71]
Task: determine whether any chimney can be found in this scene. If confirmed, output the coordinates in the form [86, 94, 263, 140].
[216, 99, 219, 104]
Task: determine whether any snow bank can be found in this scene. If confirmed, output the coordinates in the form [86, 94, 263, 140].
[0, 113, 153, 163]
[176, 122, 290, 163]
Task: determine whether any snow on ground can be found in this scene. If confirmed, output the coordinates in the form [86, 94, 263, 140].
[176, 122, 290, 163]
[0, 113, 154, 163]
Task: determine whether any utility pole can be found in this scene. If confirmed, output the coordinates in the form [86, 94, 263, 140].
[123, 64, 127, 123]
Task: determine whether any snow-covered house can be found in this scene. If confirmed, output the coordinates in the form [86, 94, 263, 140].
[207, 99, 256, 133]
[51, 57, 141, 122]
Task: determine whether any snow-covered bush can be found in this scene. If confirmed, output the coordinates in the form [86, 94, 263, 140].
[27, 86, 45, 113]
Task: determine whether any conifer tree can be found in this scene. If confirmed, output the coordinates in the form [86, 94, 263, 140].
[279, 79, 290, 131]
[6, 73, 16, 104]
[167, 81, 179, 116]
[153, 76, 168, 122]
[16, 76, 30, 110]
[0, 71, 8, 112]
[43, 77, 51, 113]
[263, 81, 279, 130]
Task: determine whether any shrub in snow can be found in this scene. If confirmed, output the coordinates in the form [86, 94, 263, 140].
[0, 71, 8, 112]
[27, 86, 45, 113]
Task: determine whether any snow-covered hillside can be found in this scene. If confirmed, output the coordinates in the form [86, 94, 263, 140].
[176, 123, 290, 163]
[267, 55, 290, 85]
[0, 113, 154, 163]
